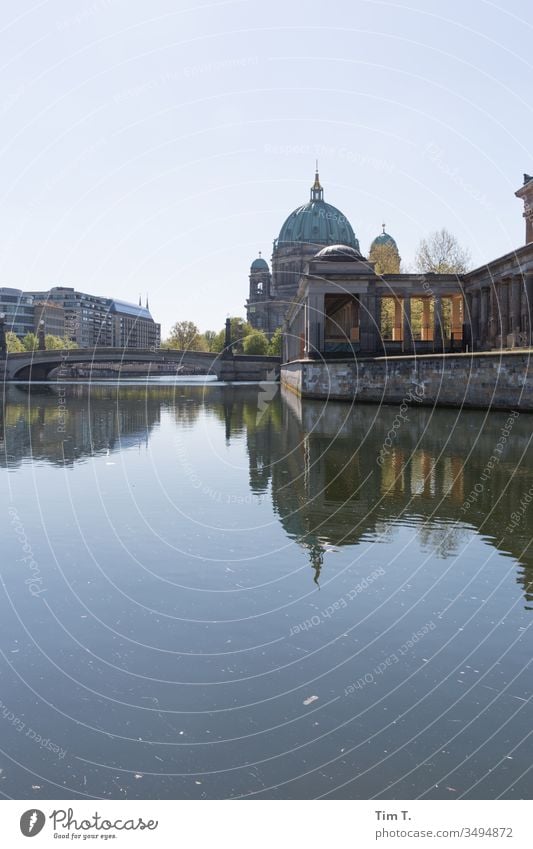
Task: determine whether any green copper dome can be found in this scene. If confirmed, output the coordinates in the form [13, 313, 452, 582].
[277, 169, 359, 251]
[370, 225, 398, 251]
[250, 254, 269, 271]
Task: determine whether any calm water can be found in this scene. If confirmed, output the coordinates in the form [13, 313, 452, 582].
[1, 379, 532, 800]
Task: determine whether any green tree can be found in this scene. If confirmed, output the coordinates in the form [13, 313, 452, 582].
[6, 332, 24, 353]
[22, 332, 38, 351]
[211, 317, 253, 354]
[267, 326, 282, 356]
[369, 242, 401, 275]
[242, 330, 268, 355]
[415, 228, 471, 274]
[61, 337, 79, 349]
[163, 320, 207, 351]
[45, 334, 66, 350]
[202, 330, 218, 352]
[379, 299, 395, 339]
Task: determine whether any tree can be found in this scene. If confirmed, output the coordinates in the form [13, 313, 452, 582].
[211, 317, 253, 354]
[45, 334, 66, 350]
[242, 330, 268, 355]
[369, 242, 401, 275]
[61, 338, 79, 349]
[164, 321, 207, 351]
[415, 228, 471, 274]
[267, 326, 282, 356]
[202, 330, 218, 352]
[22, 333, 38, 351]
[5, 332, 24, 353]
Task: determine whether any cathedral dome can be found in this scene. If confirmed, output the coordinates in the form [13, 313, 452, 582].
[314, 244, 362, 261]
[251, 254, 269, 271]
[277, 169, 359, 251]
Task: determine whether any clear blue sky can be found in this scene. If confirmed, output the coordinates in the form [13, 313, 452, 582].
[0, 0, 531, 336]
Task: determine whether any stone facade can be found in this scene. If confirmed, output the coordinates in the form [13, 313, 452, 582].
[281, 350, 533, 411]
[282, 174, 533, 361]
[283, 248, 465, 361]
[462, 244, 533, 350]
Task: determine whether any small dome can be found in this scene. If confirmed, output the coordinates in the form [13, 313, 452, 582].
[370, 226, 398, 251]
[314, 244, 362, 261]
[251, 254, 269, 271]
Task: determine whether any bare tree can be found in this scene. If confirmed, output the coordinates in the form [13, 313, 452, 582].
[415, 228, 471, 274]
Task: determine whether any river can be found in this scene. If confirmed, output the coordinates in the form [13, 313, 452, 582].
[0, 379, 531, 799]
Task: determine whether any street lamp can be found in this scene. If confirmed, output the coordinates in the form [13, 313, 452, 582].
[38, 319, 46, 351]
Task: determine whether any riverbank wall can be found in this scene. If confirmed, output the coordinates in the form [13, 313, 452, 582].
[281, 350, 533, 411]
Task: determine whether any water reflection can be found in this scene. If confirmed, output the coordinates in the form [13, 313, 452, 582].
[273, 389, 533, 608]
[2, 381, 533, 607]
[2, 380, 533, 800]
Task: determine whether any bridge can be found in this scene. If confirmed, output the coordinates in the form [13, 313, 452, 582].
[0, 348, 280, 382]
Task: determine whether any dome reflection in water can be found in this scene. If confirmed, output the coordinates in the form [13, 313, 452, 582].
[0, 380, 531, 800]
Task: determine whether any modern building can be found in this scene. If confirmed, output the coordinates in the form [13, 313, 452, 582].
[0, 288, 36, 338]
[110, 298, 161, 349]
[26, 287, 160, 349]
[33, 301, 66, 338]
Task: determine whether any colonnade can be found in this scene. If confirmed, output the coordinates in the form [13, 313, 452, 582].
[465, 274, 533, 349]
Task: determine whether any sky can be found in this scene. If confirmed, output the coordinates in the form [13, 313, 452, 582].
[0, 0, 532, 337]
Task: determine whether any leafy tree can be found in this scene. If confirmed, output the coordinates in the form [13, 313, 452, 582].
[22, 332, 39, 351]
[380, 299, 395, 339]
[164, 320, 207, 351]
[369, 242, 401, 275]
[242, 330, 268, 355]
[45, 334, 66, 350]
[267, 326, 282, 356]
[61, 337, 79, 349]
[5, 332, 24, 353]
[202, 330, 218, 352]
[211, 317, 253, 354]
[415, 228, 471, 274]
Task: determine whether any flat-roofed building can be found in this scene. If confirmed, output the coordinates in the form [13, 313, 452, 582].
[0, 288, 35, 338]
[33, 301, 65, 338]
[110, 299, 161, 349]
[27, 288, 160, 349]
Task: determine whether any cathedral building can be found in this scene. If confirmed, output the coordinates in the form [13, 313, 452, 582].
[247, 167, 386, 336]
[247, 167, 533, 360]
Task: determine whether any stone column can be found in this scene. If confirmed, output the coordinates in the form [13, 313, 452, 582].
[433, 296, 444, 351]
[307, 293, 324, 355]
[463, 292, 473, 350]
[359, 293, 379, 353]
[479, 286, 489, 348]
[510, 276, 521, 344]
[471, 290, 480, 349]
[402, 296, 412, 353]
[524, 274, 533, 346]
[500, 280, 510, 344]
[488, 284, 498, 347]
